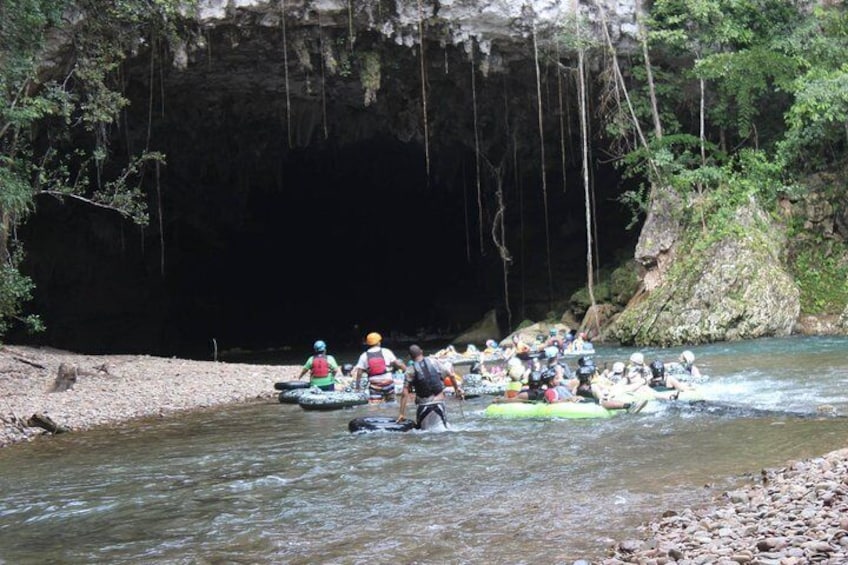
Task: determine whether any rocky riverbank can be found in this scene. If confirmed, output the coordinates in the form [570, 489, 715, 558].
[0, 344, 298, 448]
[601, 448, 848, 564]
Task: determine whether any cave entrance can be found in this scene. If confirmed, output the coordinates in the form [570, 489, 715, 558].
[13, 22, 642, 358]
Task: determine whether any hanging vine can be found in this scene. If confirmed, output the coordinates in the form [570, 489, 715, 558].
[556, 38, 567, 193]
[471, 46, 484, 255]
[487, 161, 512, 330]
[417, 0, 431, 181]
[532, 20, 554, 309]
[577, 35, 599, 336]
[280, 1, 292, 148]
[318, 11, 328, 140]
[347, 0, 355, 51]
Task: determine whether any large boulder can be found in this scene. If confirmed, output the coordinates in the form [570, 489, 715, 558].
[608, 199, 800, 346]
[452, 309, 500, 347]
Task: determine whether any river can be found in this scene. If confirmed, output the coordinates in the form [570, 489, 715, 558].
[1, 336, 847, 563]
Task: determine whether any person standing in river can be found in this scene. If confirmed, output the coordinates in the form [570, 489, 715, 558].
[297, 340, 342, 391]
[352, 332, 406, 403]
[398, 344, 463, 431]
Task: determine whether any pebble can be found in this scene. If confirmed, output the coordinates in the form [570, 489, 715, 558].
[606, 446, 848, 564]
[0, 345, 294, 448]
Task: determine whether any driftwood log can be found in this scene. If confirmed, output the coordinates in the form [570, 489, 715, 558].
[27, 413, 70, 434]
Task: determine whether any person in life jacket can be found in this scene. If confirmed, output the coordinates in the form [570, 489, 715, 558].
[398, 344, 463, 431]
[678, 350, 702, 380]
[351, 332, 406, 403]
[297, 340, 342, 392]
[648, 360, 691, 393]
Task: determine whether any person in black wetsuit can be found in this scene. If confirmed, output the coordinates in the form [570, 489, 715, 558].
[398, 345, 463, 431]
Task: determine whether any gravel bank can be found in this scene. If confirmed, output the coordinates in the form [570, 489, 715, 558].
[0, 344, 298, 447]
[602, 448, 848, 564]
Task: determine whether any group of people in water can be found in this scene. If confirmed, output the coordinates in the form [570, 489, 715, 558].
[296, 330, 703, 431]
[495, 349, 700, 414]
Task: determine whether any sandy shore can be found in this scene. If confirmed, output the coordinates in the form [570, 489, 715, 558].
[0, 344, 299, 448]
[3, 344, 847, 563]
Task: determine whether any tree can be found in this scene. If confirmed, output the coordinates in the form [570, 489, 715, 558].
[0, 0, 188, 336]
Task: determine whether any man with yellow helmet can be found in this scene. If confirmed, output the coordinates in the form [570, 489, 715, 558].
[352, 332, 406, 403]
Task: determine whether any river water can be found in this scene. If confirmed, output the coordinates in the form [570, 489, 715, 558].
[1, 336, 847, 564]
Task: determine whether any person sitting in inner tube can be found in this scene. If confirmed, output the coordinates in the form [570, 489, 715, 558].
[352, 332, 406, 403]
[483, 339, 501, 355]
[648, 360, 690, 393]
[511, 334, 532, 360]
[678, 350, 702, 380]
[544, 327, 563, 352]
[612, 352, 661, 399]
[398, 344, 463, 430]
[545, 349, 575, 389]
[297, 340, 342, 392]
[504, 357, 528, 399]
[576, 358, 646, 411]
[543, 370, 582, 403]
[601, 361, 626, 383]
[574, 364, 597, 400]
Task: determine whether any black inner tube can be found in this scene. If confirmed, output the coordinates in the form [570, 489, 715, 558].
[348, 416, 415, 433]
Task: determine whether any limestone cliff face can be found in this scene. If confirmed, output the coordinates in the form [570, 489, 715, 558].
[608, 199, 800, 346]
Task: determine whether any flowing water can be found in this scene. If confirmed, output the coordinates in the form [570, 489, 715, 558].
[2, 336, 848, 564]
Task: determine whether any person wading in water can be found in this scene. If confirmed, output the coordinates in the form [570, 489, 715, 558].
[398, 344, 463, 431]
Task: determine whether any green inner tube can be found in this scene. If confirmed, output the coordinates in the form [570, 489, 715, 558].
[484, 401, 620, 419]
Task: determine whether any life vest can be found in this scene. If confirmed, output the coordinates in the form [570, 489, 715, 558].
[311, 354, 330, 378]
[411, 359, 445, 398]
[366, 350, 388, 376]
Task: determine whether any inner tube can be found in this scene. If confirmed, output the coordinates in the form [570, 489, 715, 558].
[274, 381, 310, 391]
[348, 416, 415, 433]
[298, 390, 369, 411]
[278, 389, 311, 404]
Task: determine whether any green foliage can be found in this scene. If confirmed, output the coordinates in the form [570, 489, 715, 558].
[791, 241, 848, 314]
[0, 248, 42, 335]
[0, 0, 195, 337]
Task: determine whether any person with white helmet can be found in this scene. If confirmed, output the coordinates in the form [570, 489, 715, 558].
[678, 350, 702, 379]
[352, 332, 406, 403]
[298, 340, 342, 391]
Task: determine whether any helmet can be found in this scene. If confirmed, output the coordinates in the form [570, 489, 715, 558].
[612, 361, 625, 374]
[577, 356, 594, 367]
[549, 328, 558, 336]
[629, 352, 644, 365]
[313, 340, 327, 353]
[680, 350, 695, 364]
[485, 339, 498, 349]
[365, 332, 382, 346]
[544, 346, 559, 360]
[650, 360, 665, 378]
[341, 363, 354, 376]
[577, 365, 594, 383]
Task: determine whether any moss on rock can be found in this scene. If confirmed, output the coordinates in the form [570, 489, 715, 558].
[608, 201, 799, 346]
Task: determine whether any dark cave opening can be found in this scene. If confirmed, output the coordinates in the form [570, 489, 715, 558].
[13, 133, 638, 358]
[10, 22, 644, 358]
